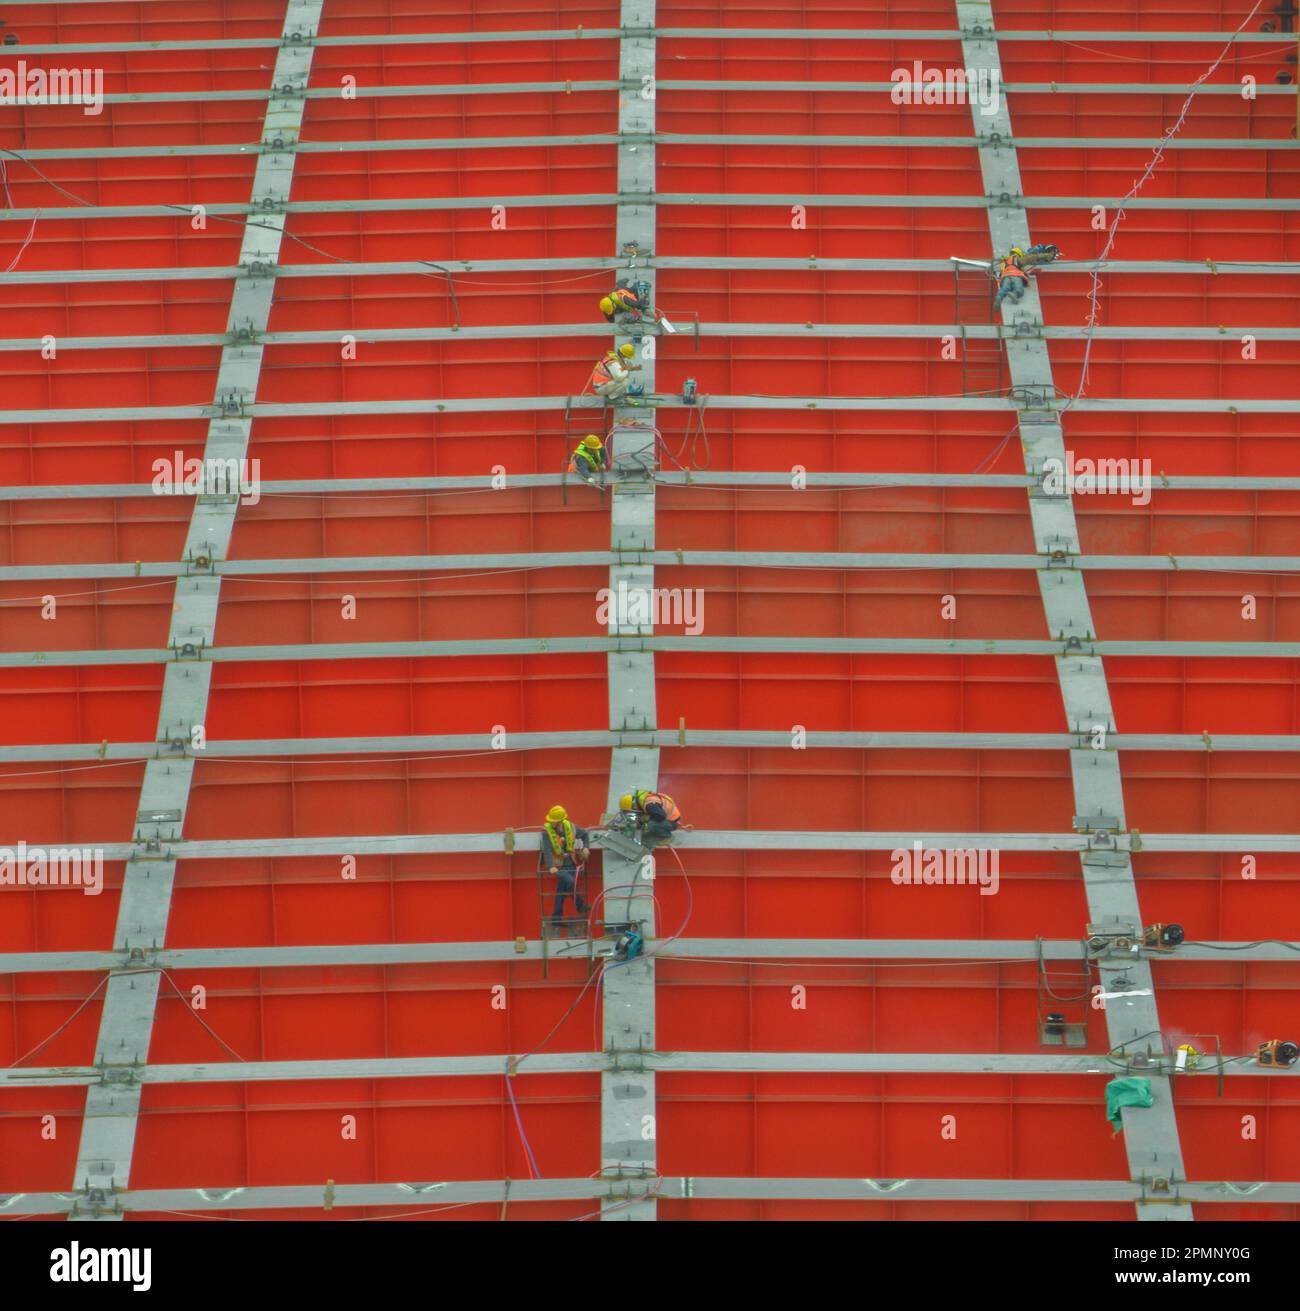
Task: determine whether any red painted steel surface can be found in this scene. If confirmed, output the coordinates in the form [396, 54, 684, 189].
[0, 0, 1297, 1220]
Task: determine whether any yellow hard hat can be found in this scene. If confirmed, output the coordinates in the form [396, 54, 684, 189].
[619, 794, 634, 811]
[582, 434, 603, 449]
[1010, 246, 1025, 257]
[599, 296, 615, 314]
[617, 343, 636, 359]
[546, 805, 567, 823]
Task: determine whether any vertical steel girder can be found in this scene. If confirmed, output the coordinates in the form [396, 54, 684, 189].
[596, 0, 660, 1221]
[958, 1, 1192, 1221]
[65, 0, 326, 1222]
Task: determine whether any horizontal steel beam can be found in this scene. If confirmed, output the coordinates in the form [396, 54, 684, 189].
[4, 193, 1296, 224]
[1, 1049, 1282, 1091]
[5, 636, 1300, 669]
[7, 469, 1300, 501]
[39, 79, 1300, 109]
[2, 321, 1298, 353]
[2, 256, 1291, 289]
[7, 550, 1298, 583]
[19, 831, 1300, 862]
[2, 395, 1298, 424]
[4, 728, 1296, 764]
[2, 936, 1293, 977]
[3, 1175, 1295, 1216]
[5, 30, 1285, 55]
[10, 133, 1287, 162]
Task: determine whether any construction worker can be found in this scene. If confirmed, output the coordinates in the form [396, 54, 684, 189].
[540, 805, 591, 919]
[587, 342, 640, 400]
[619, 789, 682, 846]
[599, 284, 646, 323]
[994, 244, 1061, 309]
[993, 247, 1030, 309]
[568, 433, 608, 485]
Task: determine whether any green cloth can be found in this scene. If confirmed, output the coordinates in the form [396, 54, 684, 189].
[1106, 1077, 1154, 1131]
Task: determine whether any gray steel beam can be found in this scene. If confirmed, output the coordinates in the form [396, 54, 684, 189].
[64, 0, 325, 1225]
[3, 321, 1299, 353]
[10, 636, 1300, 670]
[10, 133, 1289, 162]
[3, 193, 1296, 224]
[594, 0, 660, 1220]
[8, 469, 1300, 501]
[7, 727, 1300, 764]
[4, 394, 1299, 423]
[4, 30, 1286, 54]
[1, 936, 1293, 977]
[3, 1176, 1296, 1217]
[6, 551, 1300, 583]
[2, 1050, 1283, 1091]
[3, 256, 1293, 289]
[17, 831, 1300, 862]
[41, 80, 1300, 109]
[961, 2, 1192, 1220]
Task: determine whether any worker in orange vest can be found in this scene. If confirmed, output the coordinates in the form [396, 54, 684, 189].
[587, 342, 640, 399]
[619, 788, 682, 845]
[600, 285, 646, 322]
[994, 243, 1061, 309]
[994, 247, 1031, 309]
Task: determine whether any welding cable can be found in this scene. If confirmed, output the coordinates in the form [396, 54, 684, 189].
[3, 211, 38, 273]
[1183, 940, 1300, 952]
[658, 952, 1040, 970]
[4, 974, 110, 1068]
[1064, 0, 1265, 409]
[0, 758, 150, 781]
[503, 1074, 543, 1180]
[584, 882, 664, 941]
[510, 963, 606, 1072]
[647, 844, 693, 956]
[157, 969, 248, 1062]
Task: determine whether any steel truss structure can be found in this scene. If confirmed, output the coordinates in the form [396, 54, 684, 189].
[1, 0, 1299, 1223]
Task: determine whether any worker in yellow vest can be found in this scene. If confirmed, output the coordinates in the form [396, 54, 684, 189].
[568, 433, 609, 485]
[540, 804, 590, 917]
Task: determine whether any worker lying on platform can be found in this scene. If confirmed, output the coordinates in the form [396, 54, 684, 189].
[619, 789, 682, 846]
[600, 283, 647, 323]
[568, 433, 609, 486]
[993, 244, 1061, 309]
[587, 342, 641, 400]
[540, 804, 591, 918]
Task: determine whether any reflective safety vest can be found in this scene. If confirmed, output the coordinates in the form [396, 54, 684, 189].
[999, 255, 1028, 280]
[590, 352, 621, 388]
[569, 444, 603, 474]
[609, 287, 640, 313]
[544, 820, 577, 858]
[633, 789, 680, 822]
